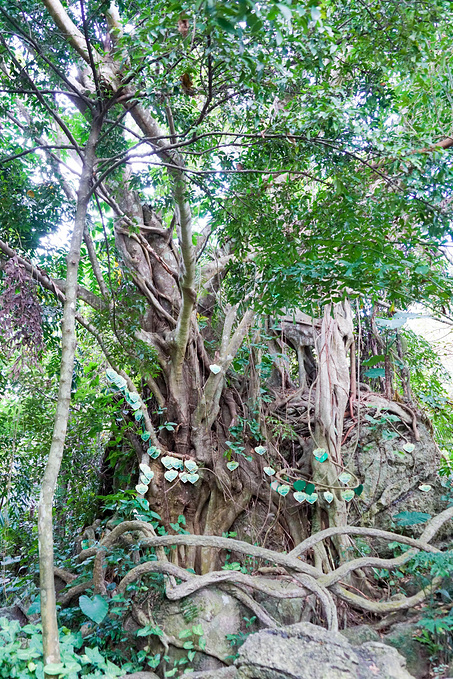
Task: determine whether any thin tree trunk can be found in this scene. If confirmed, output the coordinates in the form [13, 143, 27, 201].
[37, 118, 101, 671]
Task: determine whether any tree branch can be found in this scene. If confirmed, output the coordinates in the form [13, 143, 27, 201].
[0, 238, 106, 313]
[0, 35, 84, 159]
[41, 0, 93, 64]
[54, 279, 106, 311]
[193, 308, 255, 431]
[83, 227, 109, 299]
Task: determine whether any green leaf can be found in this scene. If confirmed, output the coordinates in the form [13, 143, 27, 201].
[43, 663, 66, 675]
[310, 6, 321, 21]
[164, 469, 178, 482]
[106, 369, 118, 383]
[27, 598, 40, 615]
[17, 648, 40, 660]
[127, 391, 140, 403]
[353, 484, 363, 496]
[192, 624, 203, 636]
[293, 479, 306, 492]
[364, 368, 386, 378]
[215, 16, 236, 34]
[84, 646, 105, 665]
[362, 355, 385, 367]
[338, 472, 352, 485]
[79, 595, 109, 625]
[394, 511, 431, 526]
[178, 629, 193, 639]
[138, 625, 163, 637]
[313, 448, 328, 463]
[276, 3, 292, 21]
[305, 482, 315, 495]
[148, 446, 161, 459]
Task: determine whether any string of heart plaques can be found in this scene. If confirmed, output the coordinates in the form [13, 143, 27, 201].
[252, 445, 364, 505]
[105, 369, 148, 433]
[105, 369, 202, 495]
[135, 457, 200, 496]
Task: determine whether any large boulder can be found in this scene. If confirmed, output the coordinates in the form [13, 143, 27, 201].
[187, 622, 416, 679]
[184, 670, 236, 679]
[341, 624, 380, 646]
[342, 622, 430, 679]
[252, 576, 307, 626]
[153, 588, 245, 672]
[234, 622, 415, 679]
[380, 623, 430, 679]
[343, 418, 448, 537]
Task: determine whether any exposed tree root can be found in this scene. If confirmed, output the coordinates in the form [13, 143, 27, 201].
[58, 579, 94, 607]
[118, 560, 308, 602]
[64, 505, 453, 635]
[289, 526, 440, 559]
[219, 583, 280, 629]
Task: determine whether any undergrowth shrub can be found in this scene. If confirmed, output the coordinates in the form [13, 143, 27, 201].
[0, 616, 132, 678]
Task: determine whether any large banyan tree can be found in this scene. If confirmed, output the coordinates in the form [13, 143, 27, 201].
[1, 0, 453, 666]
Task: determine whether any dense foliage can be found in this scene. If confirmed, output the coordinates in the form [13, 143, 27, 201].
[1, 0, 453, 676]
